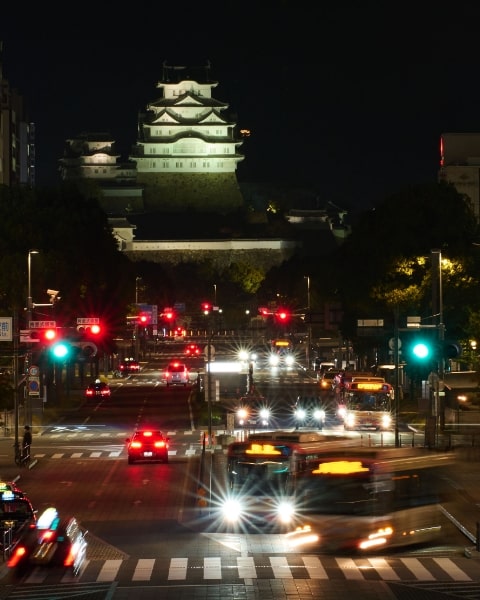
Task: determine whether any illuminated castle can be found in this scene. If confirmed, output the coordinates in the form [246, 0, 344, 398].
[60, 62, 245, 215]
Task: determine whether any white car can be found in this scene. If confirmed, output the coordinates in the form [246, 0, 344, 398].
[164, 361, 189, 386]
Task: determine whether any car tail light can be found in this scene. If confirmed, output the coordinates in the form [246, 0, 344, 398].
[86, 389, 93, 396]
[154, 440, 167, 449]
[130, 441, 142, 449]
[40, 529, 55, 542]
[63, 547, 75, 567]
[7, 545, 27, 567]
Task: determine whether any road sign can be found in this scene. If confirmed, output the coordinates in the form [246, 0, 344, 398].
[77, 317, 100, 325]
[20, 330, 39, 343]
[29, 320, 56, 328]
[28, 377, 40, 396]
[29, 366, 39, 377]
[0, 317, 13, 341]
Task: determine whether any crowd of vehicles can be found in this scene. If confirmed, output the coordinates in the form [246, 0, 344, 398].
[219, 431, 453, 553]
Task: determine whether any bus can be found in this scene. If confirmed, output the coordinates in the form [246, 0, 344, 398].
[268, 339, 295, 369]
[284, 447, 454, 553]
[343, 377, 394, 431]
[219, 432, 356, 530]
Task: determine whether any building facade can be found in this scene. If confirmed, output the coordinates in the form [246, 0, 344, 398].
[0, 42, 35, 187]
[438, 132, 480, 220]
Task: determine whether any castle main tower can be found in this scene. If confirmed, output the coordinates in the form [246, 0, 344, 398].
[130, 62, 245, 213]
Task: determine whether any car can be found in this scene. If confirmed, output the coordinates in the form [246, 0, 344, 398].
[0, 486, 37, 560]
[293, 395, 327, 429]
[184, 343, 201, 356]
[118, 357, 140, 376]
[318, 369, 342, 391]
[164, 361, 189, 386]
[8, 507, 88, 576]
[234, 396, 270, 428]
[125, 429, 170, 464]
[85, 379, 111, 398]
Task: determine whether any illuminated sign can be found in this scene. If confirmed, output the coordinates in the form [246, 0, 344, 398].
[353, 382, 385, 391]
[246, 443, 282, 455]
[312, 460, 369, 475]
[273, 340, 291, 348]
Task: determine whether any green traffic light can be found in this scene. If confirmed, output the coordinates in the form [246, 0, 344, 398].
[52, 342, 69, 358]
[412, 342, 430, 359]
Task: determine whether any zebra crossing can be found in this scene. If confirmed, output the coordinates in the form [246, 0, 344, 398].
[6, 554, 480, 585]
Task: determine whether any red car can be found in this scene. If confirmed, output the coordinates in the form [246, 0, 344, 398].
[126, 429, 170, 464]
[184, 343, 201, 356]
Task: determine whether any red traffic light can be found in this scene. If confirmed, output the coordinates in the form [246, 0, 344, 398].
[201, 302, 211, 314]
[163, 308, 175, 321]
[138, 313, 149, 324]
[77, 324, 102, 335]
[30, 328, 57, 342]
[276, 309, 290, 322]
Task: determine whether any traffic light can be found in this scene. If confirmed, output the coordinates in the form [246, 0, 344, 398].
[163, 308, 175, 321]
[275, 308, 291, 323]
[201, 302, 211, 315]
[30, 328, 57, 343]
[138, 313, 150, 325]
[443, 340, 462, 359]
[77, 324, 102, 336]
[51, 341, 71, 359]
[405, 335, 436, 364]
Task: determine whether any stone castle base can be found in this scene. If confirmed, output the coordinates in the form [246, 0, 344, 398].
[137, 172, 244, 213]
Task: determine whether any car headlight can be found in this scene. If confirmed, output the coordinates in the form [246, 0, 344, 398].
[345, 413, 355, 427]
[313, 409, 325, 421]
[269, 354, 280, 366]
[382, 414, 392, 428]
[285, 355, 295, 366]
[238, 350, 249, 361]
[221, 498, 243, 522]
[295, 409, 307, 421]
[259, 408, 270, 420]
[276, 500, 295, 524]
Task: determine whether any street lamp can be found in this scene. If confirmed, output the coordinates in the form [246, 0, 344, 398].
[304, 276, 311, 370]
[26, 250, 39, 326]
[25, 249, 39, 430]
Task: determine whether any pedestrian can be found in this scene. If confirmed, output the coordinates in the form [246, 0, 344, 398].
[22, 425, 32, 460]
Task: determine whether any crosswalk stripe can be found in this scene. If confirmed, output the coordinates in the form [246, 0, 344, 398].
[336, 557, 365, 579]
[400, 557, 436, 580]
[168, 557, 188, 580]
[204, 556, 222, 579]
[433, 557, 472, 581]
[368, 557, 400, 580]
[270, 556, 293, 579]
[237, 556, 256, 578]
[132, 558, 155, 581]
[301, 555, 328, 579]
[97, 559, 122, 581]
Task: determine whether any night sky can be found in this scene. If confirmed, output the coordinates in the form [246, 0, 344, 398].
[2, 2, 480, 213]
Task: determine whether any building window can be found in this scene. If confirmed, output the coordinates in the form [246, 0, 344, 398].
[175, 162, 183, 168]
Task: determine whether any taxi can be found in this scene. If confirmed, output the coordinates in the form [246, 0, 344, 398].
[0, 483, 36, 558]
[8, 506, 88, 576]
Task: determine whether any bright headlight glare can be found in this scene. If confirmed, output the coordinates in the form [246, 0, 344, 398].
[277, 501, 295, 523]
[295, 409, 306, 420]
[285, 355, 294, 366]
[313, 409, 325, 421]
[269, 354, 280, 366]
[221, 499, 243, 522]
[259, 408, 270, 419]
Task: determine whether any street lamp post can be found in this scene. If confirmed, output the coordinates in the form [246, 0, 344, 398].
[25, 250, 39, 426]
[304, 276, 311, 370]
